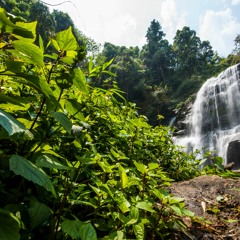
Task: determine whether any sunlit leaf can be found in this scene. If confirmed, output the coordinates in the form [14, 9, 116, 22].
[133, 223, 144, 240]
[134, 161, 147, 174]
[148, 163, 159, 170]
[64, 99, 85, 120]
[56, 27, 78, 51]
[136, 201, 154, 213]
[12, 40, 44, 67]
[170, 205, 182, 216]
[14, 21, 37, 41]
[73, 68, 88, 93]
[118, 165, 128, 189]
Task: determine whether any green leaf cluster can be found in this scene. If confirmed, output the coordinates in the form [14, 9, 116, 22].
[0, 9, 201, 240]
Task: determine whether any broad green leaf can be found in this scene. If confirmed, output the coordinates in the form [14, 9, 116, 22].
[79, 223, 97, 240]
[61, 220, 82, 239]
[70, 200, 97, 209]
[5, 60, 25, 73]
[44, 53, 58, 60]
[61, 50, 78, 64]
[62, 220, 97, 240]
[0, 109, 25, 135]
[168, 196, 185, 205]
[51, 39, 60, 51]
[14, 21, 37, 41]
[0, 209, 20, 240]
[152, 189, 168, 201]
[110, 148, 120, 158]
[134, 161, 147, 174]
[9, 155, 56, 196]
[51, 111, 72, 134]
[56, 27, 78, 51]
[182, 208, 195, 217]
[136, 201, 154, 213]
[36, 154, 70, 170]
[73, 68, 88, 93]
[17, 118, 36, 129]
[102, 58, 114, 71]
[27, 197, 52, 229]
[89, 184, 101, 196]
[102, 70, 117, 77]
[0, 109, 31, 137]
[133, 223, 144, 240]
[19, 74, 59, 109]
[170, 205, 182, 216]
[148, 162, 159, 170]
[64, 99, 85, 120]
[99, 184, 114, 199]
[12, 40, 44, 67]
[116, 194, 130, 213]
[104, 231, 124, 240]
[0, 103, 31, 112]
[126, 207, 139, 226]
[39, 35, 44, 53]
[130, 207, 139, 218]
[118, 165, 128, 189]
[98, 160, 113, 173]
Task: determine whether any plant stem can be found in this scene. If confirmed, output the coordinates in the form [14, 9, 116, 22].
[29, 97, 46, 132]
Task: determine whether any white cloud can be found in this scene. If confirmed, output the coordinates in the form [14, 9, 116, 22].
[231, 0, 240, 5]
[104, 14, 138, 46]
[158, 0, 186, 42]
[199, 8, 240, 56]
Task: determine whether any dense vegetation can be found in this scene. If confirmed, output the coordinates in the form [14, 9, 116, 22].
[0, 2, 239, 239]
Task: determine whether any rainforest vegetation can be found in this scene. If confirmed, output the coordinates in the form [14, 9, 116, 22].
[0, 1, 240, 239]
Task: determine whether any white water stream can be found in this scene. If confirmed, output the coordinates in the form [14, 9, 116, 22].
[176, 63, 240, 167]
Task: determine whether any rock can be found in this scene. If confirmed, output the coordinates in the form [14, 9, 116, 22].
[227, 140, 240, 170]
[170, 175, 240, 239]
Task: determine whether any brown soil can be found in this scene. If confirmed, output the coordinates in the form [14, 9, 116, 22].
[170, 175, 240, 240]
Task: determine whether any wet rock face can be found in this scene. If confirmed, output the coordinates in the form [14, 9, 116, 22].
[227, 140, 240, 169]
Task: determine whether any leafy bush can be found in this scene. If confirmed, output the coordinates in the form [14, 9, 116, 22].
[0, 8, 200, 239]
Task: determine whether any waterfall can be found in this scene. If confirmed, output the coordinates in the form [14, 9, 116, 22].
[176, 63, 240, 168]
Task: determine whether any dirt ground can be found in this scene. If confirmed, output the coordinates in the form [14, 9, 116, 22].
[170, 175, 240, 240]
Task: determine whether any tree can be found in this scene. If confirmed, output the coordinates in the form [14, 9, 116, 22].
[51, 9, 74, 32]
[109, 46, 145, 101]
[172, 26, 216, 78]
[234, 34, 240, 54]
[141, 20, 172, 85]
[28, 1, 55, 41]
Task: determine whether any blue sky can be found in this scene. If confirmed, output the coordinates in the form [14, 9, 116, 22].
[43, 0, 240, 57]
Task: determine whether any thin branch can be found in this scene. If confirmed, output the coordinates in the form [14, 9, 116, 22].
[40, 0, 77, 8]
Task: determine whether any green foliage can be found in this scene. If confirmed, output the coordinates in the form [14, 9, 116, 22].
[0, 9, 202, 239]
[0, 209, 21, 240]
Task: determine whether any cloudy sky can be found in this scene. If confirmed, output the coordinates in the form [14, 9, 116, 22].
[43, 0, 240, 57]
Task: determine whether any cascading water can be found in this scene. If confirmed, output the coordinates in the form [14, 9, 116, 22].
[176, 63, 240, 169]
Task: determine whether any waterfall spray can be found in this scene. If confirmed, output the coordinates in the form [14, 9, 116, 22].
[176, 63, 240, 169]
